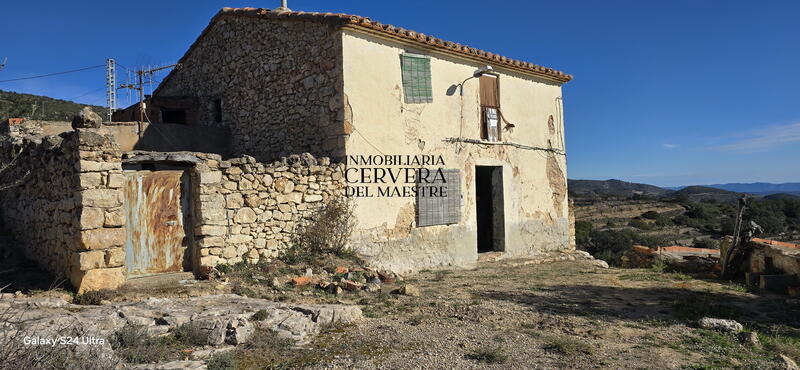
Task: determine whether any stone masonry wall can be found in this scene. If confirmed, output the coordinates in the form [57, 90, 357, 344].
[71, 131, 127, 293]
[0, 129, 126, 293]
[156, 15, 346, 162]
[192, 153, 345, 269]
[0, 132, 79, 280]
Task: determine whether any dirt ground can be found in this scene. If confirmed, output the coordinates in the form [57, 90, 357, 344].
[9, 258, 800, 369]
[221, 259, 800, 369]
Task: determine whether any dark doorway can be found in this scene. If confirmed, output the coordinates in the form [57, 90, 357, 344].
[476, 166, 505, 253]
[162, 109, 187, 124]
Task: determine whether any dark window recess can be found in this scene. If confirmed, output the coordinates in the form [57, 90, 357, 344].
[417, 169, 461, 227]
[479, 75, 500, 141]
[401, 53, 433, 104]
[162, 110, 187, 124]
[213, 99, 222, 123]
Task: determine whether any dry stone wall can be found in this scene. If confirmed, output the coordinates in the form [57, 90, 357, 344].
[71, 131, 126, 292]
[193, 153, 345, 269]
[0, 132, 79, 280]
[0, 123, 346, 291]
[156, 15, 346, 162]
[0, 129, 126, 292]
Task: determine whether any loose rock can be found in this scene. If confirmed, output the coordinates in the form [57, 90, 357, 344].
[698, 317, 743, 333]
[777, 354, 800, 370]
[394, 284, 421, 297]
[738, 331, 760, 347]
[71, 106, 103, 129]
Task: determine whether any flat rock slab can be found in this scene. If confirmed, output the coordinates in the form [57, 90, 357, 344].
[129, 360, 207, 370]
[123, 272, 198, 289]
[0, 294, 362, 347]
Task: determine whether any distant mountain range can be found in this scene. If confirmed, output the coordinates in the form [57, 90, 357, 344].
[569, 179, 800, 202]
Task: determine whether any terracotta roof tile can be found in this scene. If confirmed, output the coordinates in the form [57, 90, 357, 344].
[155, 7, 571, 97]
[215, 7, 572, 83]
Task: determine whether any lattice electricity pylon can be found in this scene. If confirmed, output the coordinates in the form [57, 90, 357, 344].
[106, 59, 116, 122]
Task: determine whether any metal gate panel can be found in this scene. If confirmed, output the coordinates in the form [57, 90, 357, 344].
[123, 170, 187, 276]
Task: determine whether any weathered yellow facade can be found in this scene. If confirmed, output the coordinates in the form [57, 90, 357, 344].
[340, 30, 572, 273]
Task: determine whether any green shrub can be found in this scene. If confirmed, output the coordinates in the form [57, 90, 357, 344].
[628, 218, 652, 230]
[642, 211, 660, 219]
[575, 221, 593, 245]
[207, 353, 236, 370]
[693, 238, 718, 250]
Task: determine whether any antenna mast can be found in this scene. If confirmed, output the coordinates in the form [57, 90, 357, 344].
[119, 63, 180, 137]
[106, 59, 116, 121]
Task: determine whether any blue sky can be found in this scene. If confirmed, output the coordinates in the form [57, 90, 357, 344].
[1, 0, 798, 187]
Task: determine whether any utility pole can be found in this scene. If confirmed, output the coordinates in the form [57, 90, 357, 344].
[119, 63, 180, 138]
[106, 59, 116, 122]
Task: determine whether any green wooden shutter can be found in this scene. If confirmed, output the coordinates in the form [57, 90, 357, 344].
[401, 53, 433, 104]
[417, 169, 461, 226]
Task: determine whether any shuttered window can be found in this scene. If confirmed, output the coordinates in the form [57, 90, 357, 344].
[417, 169, 461, 227]
[479, 75, 499, 108]
[479, 75, 501, 141]
[401, 53, 433, 104]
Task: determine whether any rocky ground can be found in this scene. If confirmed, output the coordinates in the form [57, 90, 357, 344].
[3, 253, 800, 369]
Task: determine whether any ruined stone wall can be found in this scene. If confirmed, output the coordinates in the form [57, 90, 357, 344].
[0, 133, 79, 280]
[0, 129, 125, 292]
[156, 15, 345, 162]
[192, 153, 345, 269]
[71, 131, 126, 292]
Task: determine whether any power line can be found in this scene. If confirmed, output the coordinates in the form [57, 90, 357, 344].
[0, 65, 104, 83]
[68, 86, 106, 102]
[115, 62, 131, 72]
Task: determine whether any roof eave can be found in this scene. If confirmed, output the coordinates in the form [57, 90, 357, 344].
[340, 24, 572, 84]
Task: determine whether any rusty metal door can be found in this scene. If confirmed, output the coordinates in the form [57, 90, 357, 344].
[123, 170, 188, 276]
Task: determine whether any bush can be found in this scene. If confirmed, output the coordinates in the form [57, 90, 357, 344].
[207, 353, 236, 370]
[173, 322, 209, 346]
[693, 238, 719, 250]
[280, 197, 357, 264]
[112, 324, 182, 364]
[628, 218, 652, 230]
[465, 345, 508, 364]
[73, 289, 115, 305]
[544, 335, 594, 355]
[252, 309, 270, 322]
[581, 229, 673, 266]
[654, 216, 674, 227]
[575, 221, 593, 245]
[641, 211, 660, 220]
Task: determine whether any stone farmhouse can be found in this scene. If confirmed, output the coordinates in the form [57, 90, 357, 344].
[0, 7, 574, 292]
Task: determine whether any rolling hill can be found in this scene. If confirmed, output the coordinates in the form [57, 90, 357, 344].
[672, 186, 742, 203]
[0, 89, 107, 121]
[568, 179, 672, 198]
[764, 193, 800, 201]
